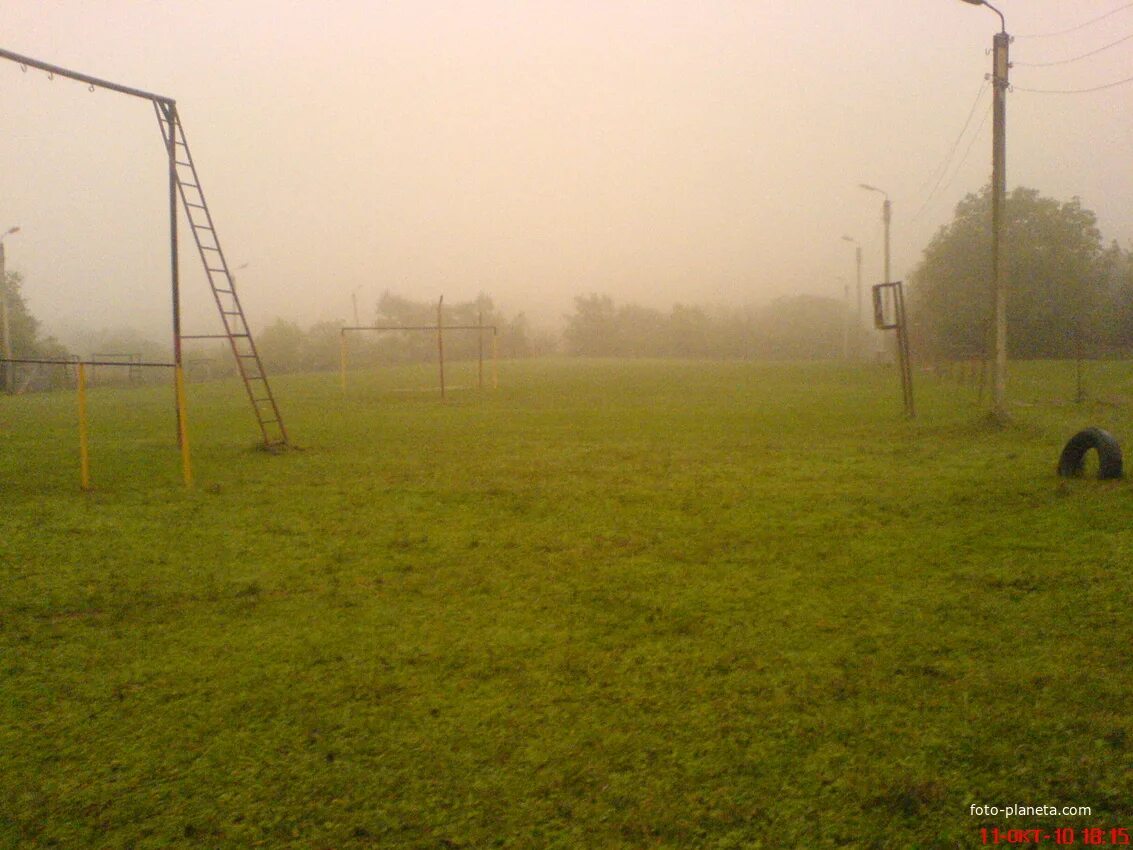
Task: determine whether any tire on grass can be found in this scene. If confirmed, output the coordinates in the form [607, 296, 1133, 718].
[1057, 428, 1123, 480]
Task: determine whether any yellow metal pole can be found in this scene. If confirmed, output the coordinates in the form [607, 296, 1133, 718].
[77, 362, 90, 491]
[492, 330, 498, 390]
[339, 330, 347, 393]
[175, 365, 193, 487]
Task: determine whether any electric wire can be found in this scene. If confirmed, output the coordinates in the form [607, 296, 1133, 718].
[1013, 74, 1133, 94]
[909, 84, 991, 224]
[1014, 31, 1133, 67]
[1014, 2, 1133, 38]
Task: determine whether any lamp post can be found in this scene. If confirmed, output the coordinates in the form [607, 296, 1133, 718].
[842, 235, 863, 355]
[858, 184, 891, 286]
[858, 185, 891, 363]
[0, 226, 20, 393]
[960, 0, 1009, 420]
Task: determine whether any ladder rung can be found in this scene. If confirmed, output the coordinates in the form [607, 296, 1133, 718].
[206, 267, 227, 274]
[260, 419, 279, 425]
[202, 246, 221, 252]
[214, 289, 233, 294]
[185, 202, 206, 210]
[191, 223, 213, 230]
[180, 182, 199, 189]
[223, 310, 242, 315]
[175, 160, 192, 167]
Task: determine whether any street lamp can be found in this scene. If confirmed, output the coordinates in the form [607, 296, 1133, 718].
[0, 226, 21, 393]
[858, 184, 891, 287]
[960, 0, 1009, 420]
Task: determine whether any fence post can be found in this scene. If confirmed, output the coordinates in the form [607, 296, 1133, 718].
[77, 362, 90, 491]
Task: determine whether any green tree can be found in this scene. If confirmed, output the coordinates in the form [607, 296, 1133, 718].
[1, 270, 71, 390]
[752, 295, 843, 359]
[256, 319, 304, 373]
[2, 270, 41, 358]
[563, 294, 619, 356]
[910, 187, 1107, 358]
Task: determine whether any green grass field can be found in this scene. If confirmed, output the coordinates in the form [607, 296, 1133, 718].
[3, 358, 1133, 848]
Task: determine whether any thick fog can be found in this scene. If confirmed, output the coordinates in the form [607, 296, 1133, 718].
[2, 1, 1131, 346]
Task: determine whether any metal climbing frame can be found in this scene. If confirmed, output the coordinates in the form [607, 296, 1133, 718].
[0, 46, 288, 448]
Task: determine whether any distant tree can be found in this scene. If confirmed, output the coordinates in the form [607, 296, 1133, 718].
[1096, 240, 1133, 351]
[256, 319, 304, 373]
[563, 294, 620, 356]
[753, 295, 843, 359]
[1, 270, 72, 390]
[371, 291, 528, 364]
[562, 293, 844, 360]
[613, 303, 666, 356]
[300, 321, 347, 372]
[909, 186, 1108, 358]
[2, 270, 42, 358]
[667, 303, 713, 357]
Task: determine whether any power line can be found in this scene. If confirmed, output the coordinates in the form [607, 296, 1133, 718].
[909, 83, 990, 223]
[1015, 2, 1133, 38]
[1013, 74, 1133, 94]
[1014, 31, 1133, 67]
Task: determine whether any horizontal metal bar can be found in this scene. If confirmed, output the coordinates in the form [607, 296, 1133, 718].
[0, 46, 174, 104]
[179, 334, 232, 340]
[0, 357, 175, 368]
[341, 325, 497, 333]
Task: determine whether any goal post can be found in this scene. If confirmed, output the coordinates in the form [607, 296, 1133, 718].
[1, 356, 192, 490]
[339, 322, 498, 397]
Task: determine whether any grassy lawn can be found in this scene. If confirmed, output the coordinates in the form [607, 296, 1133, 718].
[2, 358, 1133, 848]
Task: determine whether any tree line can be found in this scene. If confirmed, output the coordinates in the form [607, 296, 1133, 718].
[561, 293, 850, 359]
[254, 292, 552, 375]
[6, 183, 1133, 386]
[909, 186, 1133, 359]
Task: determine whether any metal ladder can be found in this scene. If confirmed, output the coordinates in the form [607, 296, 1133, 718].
[154, 101, 288, 449]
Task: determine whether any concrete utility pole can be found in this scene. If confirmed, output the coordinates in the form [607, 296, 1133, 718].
[0, 226, 20, 393]
[859, 185, 892, 286]
[961, 0, 1010, 419]
[858, 184, 891, 359]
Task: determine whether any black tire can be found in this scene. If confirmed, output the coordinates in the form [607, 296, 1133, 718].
[1057, 428, 1123, 480]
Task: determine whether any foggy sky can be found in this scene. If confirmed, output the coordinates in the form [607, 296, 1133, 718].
[2, 1, 1131, 346]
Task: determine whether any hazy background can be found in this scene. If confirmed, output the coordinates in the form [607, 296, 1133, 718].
[2, 1, 1131, 346]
